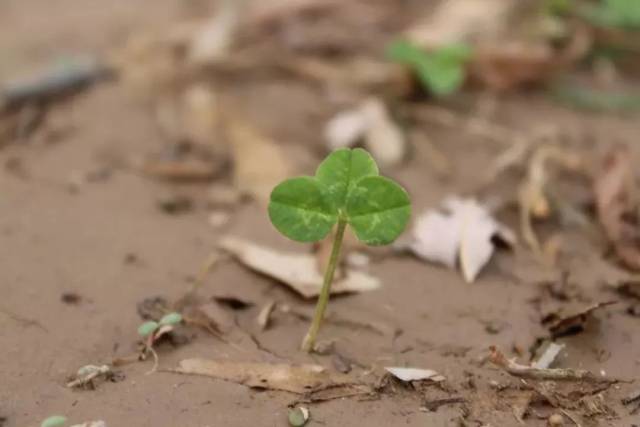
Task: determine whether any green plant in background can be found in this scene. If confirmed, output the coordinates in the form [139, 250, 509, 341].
[585, 0, 640, 30]
[41, 416, 68, 427]
[387, 40, 472, 97]
[268, 148, 411, 352]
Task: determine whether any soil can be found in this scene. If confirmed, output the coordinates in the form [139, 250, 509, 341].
[1, 1, 639, 427]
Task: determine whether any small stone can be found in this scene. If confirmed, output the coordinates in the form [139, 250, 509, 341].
[548, 413, 564, 426]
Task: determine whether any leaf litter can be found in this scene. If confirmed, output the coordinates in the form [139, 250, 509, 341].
[219, 236, 380, 298]
[594, 144, 640, 271]
[325, 97, 406, 167]
[171, 358, 358, 394]
[410, 196, 515, 282]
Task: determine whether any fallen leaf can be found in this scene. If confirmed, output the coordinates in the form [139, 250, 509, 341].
[172, 359, 354, 393]
[324, 109, 367, 151]
[410, 197, 515, 282]
[360, 98, 406, 167]
[226, 119, 291, 204]
[219, 236, 380, 298]
[384, 367, 445, 382]
[519, 145, 582, 255]
[470, 42, 556, 91]
[405, 0, 517, 48]
[181, 84, 220, 149]
[324, 97, 405, 167]
[188, 0, 244, 65]
[543, 301, 617, 338]
[594, 145, 640, 271]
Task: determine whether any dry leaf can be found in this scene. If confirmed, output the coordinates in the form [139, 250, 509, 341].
[405, 0, 517, 48]
[188, 0, 245, 65]
[324, 97, 405, 167]
[410, 197, 515, 282]
[594, 145, 640, 271]
[226, 119, 291, 204]
[470, 42, 556, 91]
[543, 301, 617, 338]
[384, 367, 445, 382]
[324, 109, 367, 151]
[520, 145, 581, 254]
[182, 84, 220, 148]
[219, 236, 380, 298]
[173, 359, 354, 393]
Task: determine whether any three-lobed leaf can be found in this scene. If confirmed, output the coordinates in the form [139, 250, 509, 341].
[269, 148, 410, 246]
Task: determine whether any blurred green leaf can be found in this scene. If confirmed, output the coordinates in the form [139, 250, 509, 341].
[159, 312, 183, 326]
[584, 0, 640, 30]
[137, 321, 159, 337]
[387, 40, 472, 96]
[41, 416, 67, 427]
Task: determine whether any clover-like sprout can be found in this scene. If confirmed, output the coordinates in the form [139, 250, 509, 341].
[269, 148, 411, 351]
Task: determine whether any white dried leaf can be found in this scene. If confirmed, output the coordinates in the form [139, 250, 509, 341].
[385, 367, 445, 382]
[174, 359, 353, 393]
[406, 0, 516, 48]
[361, 98, 405, 167]
[324, 97, 405, 166]
[324, 109, 367, 150]
[411, 197, 514, 282]
[410, 210, 460, 268]
[219, 236, 380, 298]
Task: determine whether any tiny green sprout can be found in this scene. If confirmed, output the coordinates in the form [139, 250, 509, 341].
[269, 148, 411, 351]
[288, 406, 310, 426]
[387, 40, 472, 97]
[137, 320, 159, 338]
[41, 415, 68, 427]
[159, 312, 183, 327]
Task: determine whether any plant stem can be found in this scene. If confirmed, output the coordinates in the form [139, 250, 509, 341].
[301, 219, 347, 352]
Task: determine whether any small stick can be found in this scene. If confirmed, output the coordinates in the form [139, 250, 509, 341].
[1, 58, 110, 111]
[489, 346, 596, 381]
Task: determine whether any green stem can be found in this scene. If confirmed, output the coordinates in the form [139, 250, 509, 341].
[301, 219, 347, 352]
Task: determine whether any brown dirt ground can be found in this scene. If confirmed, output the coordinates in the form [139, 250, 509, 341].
[1, 1, 639, 427]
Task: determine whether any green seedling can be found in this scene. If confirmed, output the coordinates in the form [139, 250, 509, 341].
[268, 148, 411, 351]
[41, 416, 68, 427]
[387, 40, 472, 97]
[137, 312, 183, 372]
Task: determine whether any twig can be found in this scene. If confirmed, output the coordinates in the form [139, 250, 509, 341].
[489, 346, 597, 381]
[1, 58, 110, 111]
